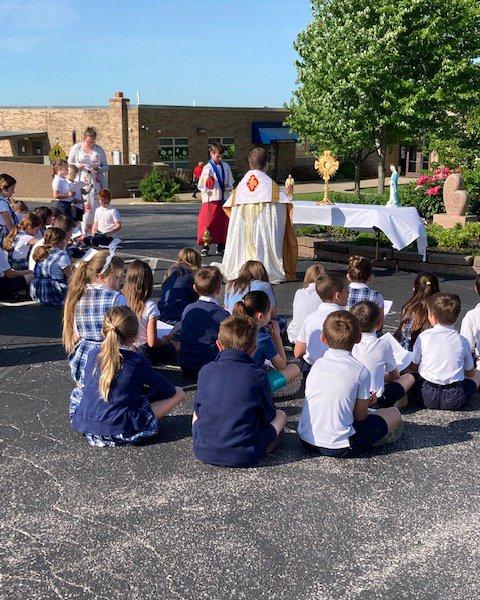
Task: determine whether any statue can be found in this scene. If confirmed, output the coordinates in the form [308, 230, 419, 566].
[433, 173, 476, 228]
[386, 164, 400, 207]
[285, 173, 295, 199]
[314, 150, 339, 205]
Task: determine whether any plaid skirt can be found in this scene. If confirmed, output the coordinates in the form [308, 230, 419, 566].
[69, 339, 101, 385]
[30, 277, 67, 306]
[9, 257, 29, 270]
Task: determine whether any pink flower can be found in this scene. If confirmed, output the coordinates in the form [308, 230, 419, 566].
[417, 175, 428, 186]
[426, 186, 441, 196]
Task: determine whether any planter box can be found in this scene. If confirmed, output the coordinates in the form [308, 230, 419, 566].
[297, 236, 478, 276]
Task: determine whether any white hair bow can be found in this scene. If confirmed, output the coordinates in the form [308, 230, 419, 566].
[100, 238, 121, 274]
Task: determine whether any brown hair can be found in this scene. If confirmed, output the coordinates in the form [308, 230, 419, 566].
[68, 164, 79, 175]
[33, 227, 66, 263]
[97, 307, 138, 401]
[248, 147, 269, 170]
[52, 158, 68, 176]
[123, 260, 153, 320]
[62, 251, 125, 353]
[315, 272, 348, 302]
[209, 141, 224, 155]
[303, 264, 326, 287]
[395, 272, 440, 346]
[3, 213, 41, 251]
[53, 214, 75, 232]
[0, 173, 16, 191]
[323, 310, 361, 351]
[226, 260, 269, 295]
[348, 255, 373, 283]
[83, 127, 97, 139]
[163, 247, 202, 282]
[232, 290, 270, 319]
[426, 292, 461, 326]
[12, 200, 28, 213]
[33, 206, 53, 226]
[350, 301, 381, 333]
[98, 189, 111, 202]
[194, 266, 222, 296]
[218, 315, 257, 354]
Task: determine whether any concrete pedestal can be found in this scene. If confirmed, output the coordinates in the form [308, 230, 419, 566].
[432, 214, 477, 228]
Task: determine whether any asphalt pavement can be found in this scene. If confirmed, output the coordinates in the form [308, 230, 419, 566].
[1, 204, 480, 599]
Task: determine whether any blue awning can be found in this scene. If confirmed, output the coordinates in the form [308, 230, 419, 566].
[252, 122, 298, 144]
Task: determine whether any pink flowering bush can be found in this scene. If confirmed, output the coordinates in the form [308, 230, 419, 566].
[412, 166, 456, 218]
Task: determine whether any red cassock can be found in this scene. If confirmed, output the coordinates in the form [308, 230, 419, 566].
[196, 175, 229, 245]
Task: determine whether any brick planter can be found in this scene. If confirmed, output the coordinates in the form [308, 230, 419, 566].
[297, 236, 478, 276]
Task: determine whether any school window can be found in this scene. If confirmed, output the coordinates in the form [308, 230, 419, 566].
[158, 138, 189, 169]
[207, 137, 235, 166]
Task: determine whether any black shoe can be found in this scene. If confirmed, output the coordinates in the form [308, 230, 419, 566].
[216, 244, 225, 255]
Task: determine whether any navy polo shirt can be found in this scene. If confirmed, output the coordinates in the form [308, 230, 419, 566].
[179, 299, 229, 372]
[158, 265, 198, 324]
[72, 348, 176, 436]
[192, 349, 277, 467]
[252, 327, 278, 368]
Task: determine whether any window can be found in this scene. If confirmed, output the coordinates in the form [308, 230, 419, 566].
[421, 153, 430, 171]
[407, 147, 418, 173]
[158, 137, 189, 169]
[207, 137, 235, 166]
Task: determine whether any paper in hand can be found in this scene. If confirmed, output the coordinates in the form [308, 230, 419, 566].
[157, 321, 174, 338]
[384, 300, 393, 316]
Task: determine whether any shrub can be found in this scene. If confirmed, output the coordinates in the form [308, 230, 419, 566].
[139, 168, 181, 202]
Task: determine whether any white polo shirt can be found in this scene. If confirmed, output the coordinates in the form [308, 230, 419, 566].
[296, 302, 344, 364]
[352, 332, 397, 396]
[52, 175, 71, 199]
[10, 232, 35, 261]
[287, 283, 322, 343]
[412, 324, 473, 385]
[460, 303, 480, 358]
[298, 348, 371, 449]
[94, 205, 121, 236]
[29, 237, 45, 270]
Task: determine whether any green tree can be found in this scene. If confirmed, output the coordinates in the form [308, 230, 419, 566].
[288, 0, 480, 195]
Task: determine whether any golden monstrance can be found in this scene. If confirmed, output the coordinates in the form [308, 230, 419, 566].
[315, 150, 339, 205]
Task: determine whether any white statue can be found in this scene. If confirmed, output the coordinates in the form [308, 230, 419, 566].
[386, 164, 400, 207]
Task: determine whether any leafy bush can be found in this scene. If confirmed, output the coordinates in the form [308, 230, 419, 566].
[139, 168, 181, 202]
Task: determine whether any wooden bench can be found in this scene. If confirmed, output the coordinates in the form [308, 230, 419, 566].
[125, 179, 141, 198]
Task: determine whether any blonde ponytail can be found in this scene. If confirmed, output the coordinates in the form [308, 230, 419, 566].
[97, 307, 139, 401]
[33, 227, 66, 263]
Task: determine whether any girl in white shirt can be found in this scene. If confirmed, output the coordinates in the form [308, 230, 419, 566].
[52, 159, 75, 220]
[287, 264, 326, 344]
[123, 260, 177, 365]
[3, 212, 42, 270]
[0, 173, 18, 245]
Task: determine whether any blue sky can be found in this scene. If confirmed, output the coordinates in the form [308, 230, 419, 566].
[0, 0, 312, 107]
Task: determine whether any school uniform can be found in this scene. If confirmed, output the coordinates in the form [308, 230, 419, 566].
[352, 332, 404, 407]
[0, 196, 18, 244]
[30, 248, 70, 306]
[134, 300, 176, 365]
[88, 205, 121, 246]
[460, 303, 480, 360]
[53, 174, 75, 219]
[72, 346, 176, 447]
[296, 302, 343, 365]
[287, 283, 322, 343]
[412, 325, 476, 410]
[347, 282, 384, 310]
[192, 349, 277, 467]
[252, 326, 277, 368]
[0, 252, 28, 299]
[179, 296, 229, 378]
[6, 231, 35, 270]
[68, 179, 86, 221]
[224, 280, 276, 314]
[157, 264, 198, 324]
[298, 348, 388, 457]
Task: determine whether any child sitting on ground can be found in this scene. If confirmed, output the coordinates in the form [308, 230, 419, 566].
[346, 255, 384, 313]
[71, 306, 185, 447]
[52, 159, 76, 220]
[224, 260, 277, 317]
[294, 272, 349, 366]
[123, 259, 177, 364]
[233, 290, 300, 390]
[30, 227, 71, 306]
[33, 206, 53, 235]
[297, 310, 403, 457]
[0, 251, 32, 300]
[192, 314, 287, 467]
[29, 215, 75, 271]
[157, 247, 201, 324]
[460, 274, 480, 364]
[2, 213, 42, 270]
[179, 265, 229, 379]
[88, 189, 121, 247]
[351, 301, 415, 408]
[395, 273, 440, 350]
[287, 264, 325, 344]
[411, 292, 480, 410]
[12, 200, 29, 223]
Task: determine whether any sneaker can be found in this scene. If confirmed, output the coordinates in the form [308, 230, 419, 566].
[201, 246, 209, 256]
[393, 395, 409, 410]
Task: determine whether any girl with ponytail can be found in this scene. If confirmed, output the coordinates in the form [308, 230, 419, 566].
[2, 212, 41, 270]
[233, 291, 300, 392]
[71, 306, 185, 447]
[62, 250, 126, 416]
[30, 227, 71, 305]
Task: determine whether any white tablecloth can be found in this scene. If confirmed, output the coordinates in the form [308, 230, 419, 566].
[292, 201, 427, 260]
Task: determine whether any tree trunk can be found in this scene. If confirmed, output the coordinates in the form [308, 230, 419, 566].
[376, 132, 388, 195]
[354, 161, 361, 196]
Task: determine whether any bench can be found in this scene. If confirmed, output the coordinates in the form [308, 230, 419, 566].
[125, 179, 141, 198]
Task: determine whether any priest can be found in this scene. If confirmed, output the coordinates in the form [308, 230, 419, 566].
[220, 147, 298, 284]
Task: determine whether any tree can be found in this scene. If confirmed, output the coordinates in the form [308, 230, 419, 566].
[288, 0, 480, 195]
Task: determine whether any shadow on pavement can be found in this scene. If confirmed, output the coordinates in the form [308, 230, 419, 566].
[0, 343, 66, 367]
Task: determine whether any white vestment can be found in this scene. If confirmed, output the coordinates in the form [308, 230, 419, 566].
[220, 170, 295, 284]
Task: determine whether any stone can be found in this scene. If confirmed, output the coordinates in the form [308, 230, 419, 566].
[443, 173, 469, 215]
[432, 214, 477, 228]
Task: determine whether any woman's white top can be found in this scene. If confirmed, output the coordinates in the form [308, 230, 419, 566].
[67, 143, 109, 188]
[287, 283, 322, 343]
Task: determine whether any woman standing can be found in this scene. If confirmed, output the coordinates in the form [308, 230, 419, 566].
[68, 127, 109, 238]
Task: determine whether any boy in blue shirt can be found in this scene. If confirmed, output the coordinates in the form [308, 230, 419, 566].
[192, 314, 287, 467]
[179, 265, 230, 379]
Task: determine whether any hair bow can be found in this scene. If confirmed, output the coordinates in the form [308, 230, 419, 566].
[100, 238, 121, 274]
